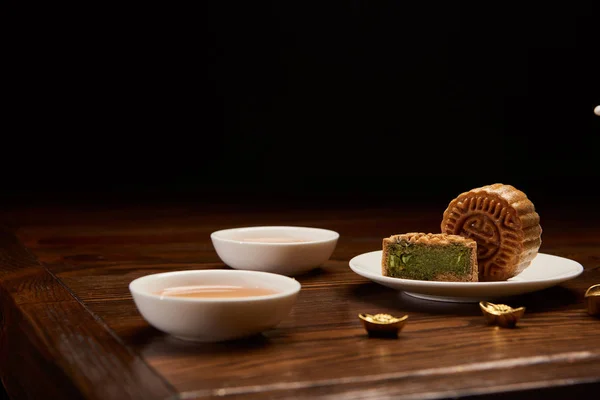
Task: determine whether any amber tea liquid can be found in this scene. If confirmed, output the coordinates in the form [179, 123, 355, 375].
[157, 285, 278, 299]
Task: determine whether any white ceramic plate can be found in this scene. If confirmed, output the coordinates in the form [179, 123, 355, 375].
[349, 251, 584, 303]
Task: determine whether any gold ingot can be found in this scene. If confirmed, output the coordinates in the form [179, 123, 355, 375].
[479, 301, 525, 328]
[358, 313, 408, 336]
[584, 284, 600, 317]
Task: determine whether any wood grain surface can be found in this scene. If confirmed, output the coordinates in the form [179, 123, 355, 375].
[1, 201, 599, 399]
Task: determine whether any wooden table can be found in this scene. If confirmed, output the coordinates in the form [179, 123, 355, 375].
[1, 200, 599, 399]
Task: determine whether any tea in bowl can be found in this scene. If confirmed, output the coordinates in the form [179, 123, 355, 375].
[210, 226, 339, 276]
[129, 269, 301, 342]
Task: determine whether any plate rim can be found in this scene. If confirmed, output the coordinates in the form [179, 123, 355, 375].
[349, 250, 584, 288]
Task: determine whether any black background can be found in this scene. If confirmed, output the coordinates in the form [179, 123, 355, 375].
[4, 2, 600, 210]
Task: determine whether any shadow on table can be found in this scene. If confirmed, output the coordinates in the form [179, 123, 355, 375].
[506, 285, 582, 313]
[349, 282, 583, 316]
[350, 283, 481, 316]
[123, 325, 274, 356]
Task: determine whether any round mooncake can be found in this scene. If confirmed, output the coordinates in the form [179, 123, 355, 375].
[441, 183, 542, 282]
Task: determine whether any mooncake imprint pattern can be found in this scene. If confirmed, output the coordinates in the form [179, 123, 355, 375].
[441, 184, 542, 282]
[443, 195, 519, 278]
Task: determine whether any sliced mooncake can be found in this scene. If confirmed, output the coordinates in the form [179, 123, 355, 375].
[382, 232, 478, 282]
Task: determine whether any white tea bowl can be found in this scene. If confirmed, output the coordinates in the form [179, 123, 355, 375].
[210, 226, 339, 276]
[129, 269, 301, 342]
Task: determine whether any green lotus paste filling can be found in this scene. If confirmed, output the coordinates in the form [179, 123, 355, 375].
[386, 243, 471, 280]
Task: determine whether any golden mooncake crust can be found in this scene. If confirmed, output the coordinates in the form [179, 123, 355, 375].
[384, 232, 476, 246]
[441, 183, 542, 282]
